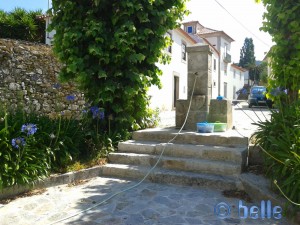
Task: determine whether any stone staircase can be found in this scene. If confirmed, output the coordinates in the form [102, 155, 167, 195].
[100, 128, 248, 190]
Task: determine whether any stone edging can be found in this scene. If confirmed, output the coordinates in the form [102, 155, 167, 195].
[0, 166, 104, 201]
[240, 173, 300, 225]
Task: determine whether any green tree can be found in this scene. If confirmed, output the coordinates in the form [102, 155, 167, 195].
[49, 0, 188, 134]
[258, 61, 268, 85]
[253, 0, 300, 212]
[0, 8, 45, 43]
[239, 37, 256, 83]
[247, 61, 267, 85]
[259, 0, 300, 102]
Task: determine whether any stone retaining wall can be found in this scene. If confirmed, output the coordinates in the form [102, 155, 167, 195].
[0, 38, 85, 116]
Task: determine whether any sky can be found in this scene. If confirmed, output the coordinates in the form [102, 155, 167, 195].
[0, 0, 273, 62]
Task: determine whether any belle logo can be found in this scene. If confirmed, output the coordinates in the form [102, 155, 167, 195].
[238, 200, 282, 220]
[214, 200, 282, 219]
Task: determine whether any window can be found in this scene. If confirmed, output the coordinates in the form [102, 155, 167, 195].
[224, 82, 227, 98]
[181, 42, 187, 61]
[187, 26, 193, 34]
[233, 70, 236, 79]
[165, 32, 172, 53]
[213, 59, 216, 71]
[224, 63, 227, 75]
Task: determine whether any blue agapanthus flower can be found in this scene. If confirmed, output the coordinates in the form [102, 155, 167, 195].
[66, 95, 75, 101]
[99, 111, 105, 120]
[12, 137, 26, 149]
[90, 106, 105, 119]
[21, 123, 38, 136]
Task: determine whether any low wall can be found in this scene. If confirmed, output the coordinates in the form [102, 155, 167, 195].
[0, 38, 85, 116]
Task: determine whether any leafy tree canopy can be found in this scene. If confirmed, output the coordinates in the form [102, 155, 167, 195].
[0, 8, 45, 43]
[239, 37, 256, 83]
[239, 37, 255, 69]
[260, 0, 299, 102]
[49, 0, 188, 133]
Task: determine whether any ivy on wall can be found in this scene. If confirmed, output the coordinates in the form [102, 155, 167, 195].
[49, 0, 188, 133]
[260, 0, 300, 102]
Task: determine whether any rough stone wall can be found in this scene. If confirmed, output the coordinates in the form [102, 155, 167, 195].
[0, 39, 85, 117]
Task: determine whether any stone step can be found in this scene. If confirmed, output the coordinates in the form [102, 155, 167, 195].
[108, 152, 242, 176]
[118, 140, 247, 164]
[132, 128, 248, 146]
[100, 164, 243, 190]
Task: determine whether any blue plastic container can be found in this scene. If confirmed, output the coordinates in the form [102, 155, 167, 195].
[196, 122, 214, 133]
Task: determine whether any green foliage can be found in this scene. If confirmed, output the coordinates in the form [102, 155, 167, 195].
[0, 111, 50, 189]
[132, 107, 160, 130]
[49, 0, 188, 134]
[253, 100, 300, 209]
[248, 61, 268, 85]
[252, 1, 300, 212]
[260, 0, 300, 102]
[259, 62, 268, 85]
[0, 8, 45, 43]
[239, 37, 256, 82]
[0, 100, 121, 188]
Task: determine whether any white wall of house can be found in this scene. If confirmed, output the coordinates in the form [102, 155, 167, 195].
[45, 17, 55, 45]
[244, 70, 254, 86]
[148, 29, 195, 111]
[229, 66, 245, 99]
[206, 37, 218, 49]
[220, 38, 231, 99]
[211, 53, 219, 99]
[205, 35, 235, 99]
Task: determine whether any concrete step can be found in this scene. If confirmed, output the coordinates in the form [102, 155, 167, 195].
[100, 164, 243, 190]
[132, 128, 248, 146]
[118, 140, 247, 164]
[108, 152, 242, 176]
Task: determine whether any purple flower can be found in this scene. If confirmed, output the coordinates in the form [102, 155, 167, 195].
[66, 95, 75, 101]
[12, 137, 26, 149]
[21, 123, 38, 136]
[90, 106, 105, 119]
[99, 111, 105, 120]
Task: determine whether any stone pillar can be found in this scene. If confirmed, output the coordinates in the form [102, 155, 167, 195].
[176, 44, 213, 130]
[208, 99, 233, 130]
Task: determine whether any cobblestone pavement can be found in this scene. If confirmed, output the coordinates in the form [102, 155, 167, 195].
[0, 177, 288, 225]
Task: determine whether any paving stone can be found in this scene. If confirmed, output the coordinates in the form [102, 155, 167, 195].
[185, 217, 204, 224]
[0, 177, 292, 225]
[141, 208, 160, 220]
[157, 215, 187, 224]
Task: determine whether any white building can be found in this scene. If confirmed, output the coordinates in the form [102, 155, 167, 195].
[37, 15, 55, 45]
[230, 64, 247, 99]
[148, 28, 196, 111]
[182, 21, 247, 100]
[42, 17, 247, 110]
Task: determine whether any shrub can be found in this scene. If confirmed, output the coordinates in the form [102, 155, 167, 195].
[254, 100, 300, 209]
[0, 103, 121, 189]
[49, 0, 188, 135]
[0, 8, 45, 43]
[0, 112, 50, 189]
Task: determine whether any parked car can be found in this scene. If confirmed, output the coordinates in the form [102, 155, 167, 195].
[248, 86, 273, 108]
